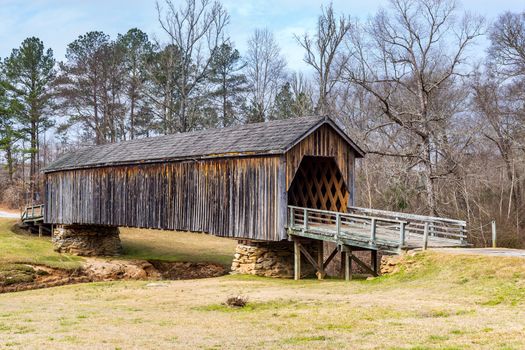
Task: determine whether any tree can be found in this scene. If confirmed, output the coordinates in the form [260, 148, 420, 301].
[488, 11, 525, 78]
[208, 42, 247, 127]
[345, 0, 484, 216]
[145, 44, 182, 134]
[474, 11, 525, 237]
[271, 82, 294, 120]
[117, 28, 154, 139]
[245, 28, 287, 123]
[55, 31, 126, 145]
[156, 0, 229, 132]
[4, 37, 55, 197]
[295, 3, 352, 115]
[0, 73, 23, 183]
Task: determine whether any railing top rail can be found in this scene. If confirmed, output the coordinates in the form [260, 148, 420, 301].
[348, 206, 467, 226]
[288, 205, 408, 225]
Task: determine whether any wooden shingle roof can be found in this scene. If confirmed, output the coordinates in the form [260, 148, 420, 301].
[44, 116, 364, 173]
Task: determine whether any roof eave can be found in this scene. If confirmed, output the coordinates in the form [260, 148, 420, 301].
[42, 149, 285, 174]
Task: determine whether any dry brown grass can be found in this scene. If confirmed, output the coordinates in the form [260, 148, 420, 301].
[1, 218, 525, 349]
[0, 252, 524, 349]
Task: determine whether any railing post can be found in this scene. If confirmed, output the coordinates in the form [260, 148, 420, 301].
[289, 207, 294, 228]
[370, 218, 377, 243]
[399, 222, 406, 248]
[423, 222, 429, 250]
[303, 208, 308, 230]
[335, 213, 341, 240]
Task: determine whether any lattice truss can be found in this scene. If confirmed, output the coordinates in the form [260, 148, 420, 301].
[288, 156, 348, 212]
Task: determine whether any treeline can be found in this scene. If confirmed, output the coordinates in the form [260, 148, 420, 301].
[1, 0, 525, 247]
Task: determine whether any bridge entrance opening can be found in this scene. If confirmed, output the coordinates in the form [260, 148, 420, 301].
[288, 156, 349, 212]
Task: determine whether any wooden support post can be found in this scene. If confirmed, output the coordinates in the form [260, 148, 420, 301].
[294, 239, 301, 281]
[371, 250, 378, 275]
[345, 247, 352, 281]
[316, 240, 325, 280]
[423, 222, 429, 251]
[491, 220, 497, 248]
[38, 224, 43, 237]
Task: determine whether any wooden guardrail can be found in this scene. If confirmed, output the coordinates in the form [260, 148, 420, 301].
[348, 206, 468, 248]
[21, 204, 45, 222]
[287, 205, 467, 252]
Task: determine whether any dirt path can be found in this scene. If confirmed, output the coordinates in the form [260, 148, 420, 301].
[433, 247, 525, 258]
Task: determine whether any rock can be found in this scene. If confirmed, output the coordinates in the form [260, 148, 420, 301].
[230, 241, 317, 278]
[52, 225, 122, 256]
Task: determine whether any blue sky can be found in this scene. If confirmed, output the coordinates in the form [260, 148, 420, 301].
[0, 0, 524, 71]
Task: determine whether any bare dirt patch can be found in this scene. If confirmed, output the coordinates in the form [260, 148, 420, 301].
[0, 259, 227, 294]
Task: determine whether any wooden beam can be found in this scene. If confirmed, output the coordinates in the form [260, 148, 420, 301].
[323, 247, 339, 270]
[345, 247, 352, 281]
[371, 250, 378, 275]
[316, 241, 325, 280]
[294, 239, 301, 281]
[299, 244, 319, 271]
[350, 254, 378, 277]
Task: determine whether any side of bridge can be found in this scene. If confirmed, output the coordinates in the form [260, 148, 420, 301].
[287, 205, 468, 280]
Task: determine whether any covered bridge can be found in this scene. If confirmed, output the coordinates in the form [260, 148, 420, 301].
[42, 116, 467, 279]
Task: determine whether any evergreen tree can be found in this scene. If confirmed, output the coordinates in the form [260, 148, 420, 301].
[271, 82, 294, 120]
[0, 73, 22, 183]
[117, 28, 154, 139]
[4, 37, 55, 197]
[208, 43, 247, 127]
[55, 31, 126, 144]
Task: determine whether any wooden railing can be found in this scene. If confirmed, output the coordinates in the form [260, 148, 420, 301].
[21, 204, 45, 222]
[348, 206, 468, 248]
[287, 205, 467, 251]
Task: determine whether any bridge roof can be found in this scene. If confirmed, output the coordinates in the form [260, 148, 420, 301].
[44, 116, 364, 173]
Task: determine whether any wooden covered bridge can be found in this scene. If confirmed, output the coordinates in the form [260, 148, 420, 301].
[42, 116, 467, 279]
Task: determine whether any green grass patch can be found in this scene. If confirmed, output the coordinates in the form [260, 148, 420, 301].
[283, 335, 329, 344]
[0, 219, 82, 270]
[119, 227, 236, 267]
[194, 299, 301, 313]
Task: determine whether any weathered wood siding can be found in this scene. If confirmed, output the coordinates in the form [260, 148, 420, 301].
[44, 122, 358, 242]
[285, 124, 356, 205]
[45, 156, 286, 241]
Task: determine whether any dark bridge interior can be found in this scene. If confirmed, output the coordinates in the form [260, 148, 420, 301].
[288, 156, 348, 212]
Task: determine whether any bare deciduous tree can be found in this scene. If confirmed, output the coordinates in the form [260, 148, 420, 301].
[344, 0, 484, 216]
[295, 3, 352, 115]
[488, 11, 525, 78]
[156, 0, 229, 132]
[245, 28, 286, 122]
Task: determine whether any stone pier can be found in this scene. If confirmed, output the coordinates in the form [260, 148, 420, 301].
[52, 225, 122, 256]
[230, 240, 319, 278]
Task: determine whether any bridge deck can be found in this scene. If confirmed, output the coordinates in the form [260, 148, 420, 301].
[287, 206, 468, 253]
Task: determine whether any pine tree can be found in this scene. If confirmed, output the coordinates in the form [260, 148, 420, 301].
[117, 28, 154, 139]
[271, 82, 294, 120]
[4, 37, 55, 197]
[208, 43, 247, 127]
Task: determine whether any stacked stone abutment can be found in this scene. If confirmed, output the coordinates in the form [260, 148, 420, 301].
[230, 240, 318, 278]
[52, 225, 122, 256]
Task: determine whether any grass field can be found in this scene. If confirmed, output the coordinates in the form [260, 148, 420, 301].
[1, 218, 525, 349]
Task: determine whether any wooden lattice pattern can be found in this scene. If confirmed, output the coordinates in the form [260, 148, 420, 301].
[288, 157, 348, 212]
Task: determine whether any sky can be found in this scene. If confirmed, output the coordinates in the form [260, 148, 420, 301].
[0, 0, 524, 72]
